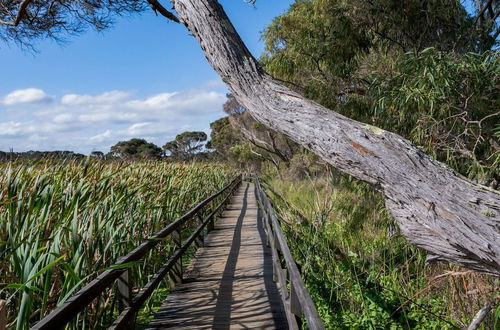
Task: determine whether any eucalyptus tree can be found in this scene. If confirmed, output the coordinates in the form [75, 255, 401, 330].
[110, 138, 163, 159]
[224, 93, 298, 168]
[261, 0, 499, 184]
[163, 131, 208, 160]
[1, 0, 499, 275]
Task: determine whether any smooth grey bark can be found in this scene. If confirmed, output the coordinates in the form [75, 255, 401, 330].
[171, 0, 500, 275]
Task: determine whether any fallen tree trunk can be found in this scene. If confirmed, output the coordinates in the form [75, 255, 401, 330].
[171, 0, 500, 275]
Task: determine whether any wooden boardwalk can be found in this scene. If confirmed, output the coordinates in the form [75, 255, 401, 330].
[147, 182, 288, 329]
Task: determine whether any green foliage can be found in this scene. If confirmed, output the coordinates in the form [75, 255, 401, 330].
[110, 138, 163, 160]
[261, 0, 370, 110]
[163, 131, 208, 160]
[262, 0, 499, 182]
[370, 49, 499, 180]
[264, 172, 498, 329]
[209, 117, 239, 160]
[0, 160, 235, 329]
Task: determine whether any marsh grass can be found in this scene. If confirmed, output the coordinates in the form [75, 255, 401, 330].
[0, 159, 235, 329]
[263, 171, 499, 329]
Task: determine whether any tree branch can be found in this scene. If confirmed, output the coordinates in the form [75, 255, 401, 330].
[0, 0, 34, 26]
[466, 304, 493, 330]
[147, 0, 179, 23]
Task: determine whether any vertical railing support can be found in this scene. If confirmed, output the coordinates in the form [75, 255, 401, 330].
[290, 283, 302, 317]
[207, 198, 216, 233]
[207, 212, 215, 233]
[116, 270, 134, 329]
[169, 228, 183, 287]
[195, 213, 205, 248]
[0, 300, 7, 330]
[117, 270, 132, 311]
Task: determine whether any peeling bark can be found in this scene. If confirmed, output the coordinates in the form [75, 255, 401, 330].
[171, 0, 500, 275]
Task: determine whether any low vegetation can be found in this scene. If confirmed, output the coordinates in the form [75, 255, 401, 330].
[263, 168, 499, 329]
[0, 160, 235, 329]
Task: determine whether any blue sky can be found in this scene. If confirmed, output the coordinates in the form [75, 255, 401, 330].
[0, 0, 294, 154]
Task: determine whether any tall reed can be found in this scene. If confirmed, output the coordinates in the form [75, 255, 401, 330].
[0, 160, 235, 329]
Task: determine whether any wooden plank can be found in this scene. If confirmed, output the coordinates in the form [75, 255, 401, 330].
[147, 183, 288, 329]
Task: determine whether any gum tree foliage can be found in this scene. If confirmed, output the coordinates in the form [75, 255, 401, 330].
[261, 0, 500, 183]
[1, 0, 500, 274]
[209, 117, 239, 160]
[209, 94, 300, 171]
[0, 0, 149, 49]
[224, 93, 299, 168]
[110, 138, 163, 159]
[162, 131, 207, 160]
[370, 49, 499, 183]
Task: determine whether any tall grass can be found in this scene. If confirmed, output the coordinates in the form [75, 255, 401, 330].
[0, 160, 235, 329]
[263, 171, 499, 329]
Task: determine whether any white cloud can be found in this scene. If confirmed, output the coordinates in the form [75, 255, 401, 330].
[53, 114, 74, 124]
[0, 83, 227, 154]
[77, 112, 138, 123]
[2, 88, 53, 105]
[0, 121, 68, 137]
[126, 91, 224, 115]
[126, 92, 178, 110]
[89, 129, 113, 143]
[0, 121, 25, 136]
[61, 90, 131, 105]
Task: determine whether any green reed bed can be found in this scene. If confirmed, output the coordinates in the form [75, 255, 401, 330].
[0, 160, 235, 329]
[263, 173, 499, 329]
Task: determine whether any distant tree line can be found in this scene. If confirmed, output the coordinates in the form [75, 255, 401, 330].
[0, 132, 211, 162]
[0, 150, 85, 162]
[105, 132, 212, 161]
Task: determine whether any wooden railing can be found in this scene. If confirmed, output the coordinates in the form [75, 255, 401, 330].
[254, 177, 325, 330]
[32, 174, 242, 330]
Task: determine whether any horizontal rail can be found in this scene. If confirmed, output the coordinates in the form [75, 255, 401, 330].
[32, 174, 242, 330]
[254, 177, 324, 330]
[109, 184, 237, 329]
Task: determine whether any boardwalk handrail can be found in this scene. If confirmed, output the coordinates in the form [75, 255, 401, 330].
[32, 174, 242, 330]
[254, 177, 325, 330]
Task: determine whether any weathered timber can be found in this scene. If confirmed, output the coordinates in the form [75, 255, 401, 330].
[255, 178, 325, 330]
[466, 304, 493, 330]
[147, 182, 289, 329]
[32, 175, 241, 330]
[171, 0, 500, 275]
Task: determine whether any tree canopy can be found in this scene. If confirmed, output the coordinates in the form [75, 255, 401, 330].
[163, 131, 208, 160]
[110, 138, 163, 159]
[261, 0, 499, 183]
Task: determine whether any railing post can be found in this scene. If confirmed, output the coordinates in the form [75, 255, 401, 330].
[0, 300, 6, 330]
[117, 270, 132, 311]
[290, 283, 302, 318]
[207, 211, 215, 233]
[169, 227, 183, 287]
[195, 213, 205, 248]
[116, 270, 134, 329]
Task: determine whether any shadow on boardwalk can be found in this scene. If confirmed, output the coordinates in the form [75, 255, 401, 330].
[147, 182, 288, 329]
